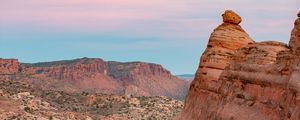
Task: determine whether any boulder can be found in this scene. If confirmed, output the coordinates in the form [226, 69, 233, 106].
[222, 10, 242, 25]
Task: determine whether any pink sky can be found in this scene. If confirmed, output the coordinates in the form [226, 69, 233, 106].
[0, 0, 299, 74]
[1, 0, 299, 41]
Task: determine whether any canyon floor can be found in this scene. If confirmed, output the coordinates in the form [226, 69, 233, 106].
[0, 80, 183, 120]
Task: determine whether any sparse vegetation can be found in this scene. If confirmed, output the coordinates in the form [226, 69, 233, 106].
[0, 80, 183, 119]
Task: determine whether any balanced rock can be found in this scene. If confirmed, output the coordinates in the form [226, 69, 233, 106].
[177, 10, 253, 120]
[177, 11, 300, 120]
[222, 10, 242, 25]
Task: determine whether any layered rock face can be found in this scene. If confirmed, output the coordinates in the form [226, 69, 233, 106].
[108, 62, 188, 99]
[178, 11, 300, 120]
[20, 58, 120, 93]
[0, 58, 188, 100]
[0, 59, 19, 80]
[22, 58, 108, 79]
[193, 11, 254, 94]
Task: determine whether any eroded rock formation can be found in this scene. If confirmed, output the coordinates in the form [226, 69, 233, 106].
[178, 10, 300, 120]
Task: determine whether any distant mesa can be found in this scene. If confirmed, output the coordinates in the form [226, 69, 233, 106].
[176, 74, 195, 81]
[0, 57, 189, 100]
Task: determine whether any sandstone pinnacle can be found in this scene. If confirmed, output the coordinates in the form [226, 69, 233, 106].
[176, 10, 254, 120]
[177, 11, 300, 120]
[222, 10, 242, 25]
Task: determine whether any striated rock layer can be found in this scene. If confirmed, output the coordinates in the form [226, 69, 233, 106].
[177, 10, 300, 120]
[0, 58, 189, 100]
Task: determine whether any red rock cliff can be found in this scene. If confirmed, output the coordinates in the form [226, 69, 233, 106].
[20, 58, 121, 93]
[0, 59, 19, 80]
[0, 58, 19, 75]
[0, 58, 189, 100]
[21, 58, 108, 80]
[177, 11, 300, 120]
[108, 62, 188, 100]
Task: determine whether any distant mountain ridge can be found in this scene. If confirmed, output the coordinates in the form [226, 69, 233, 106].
[176, 74, 194, 80]
[0, 57, 189, 100]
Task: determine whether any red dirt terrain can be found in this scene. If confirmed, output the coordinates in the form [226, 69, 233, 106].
[0, 80, 183, 119]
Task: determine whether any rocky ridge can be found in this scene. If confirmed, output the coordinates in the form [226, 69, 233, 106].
[177, 10, 300, 120]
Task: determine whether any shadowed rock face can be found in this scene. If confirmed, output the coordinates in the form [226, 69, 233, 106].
[0, 58, 189, 100]
[177, 10, 300, 120]
[289, 13, 300, 53]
